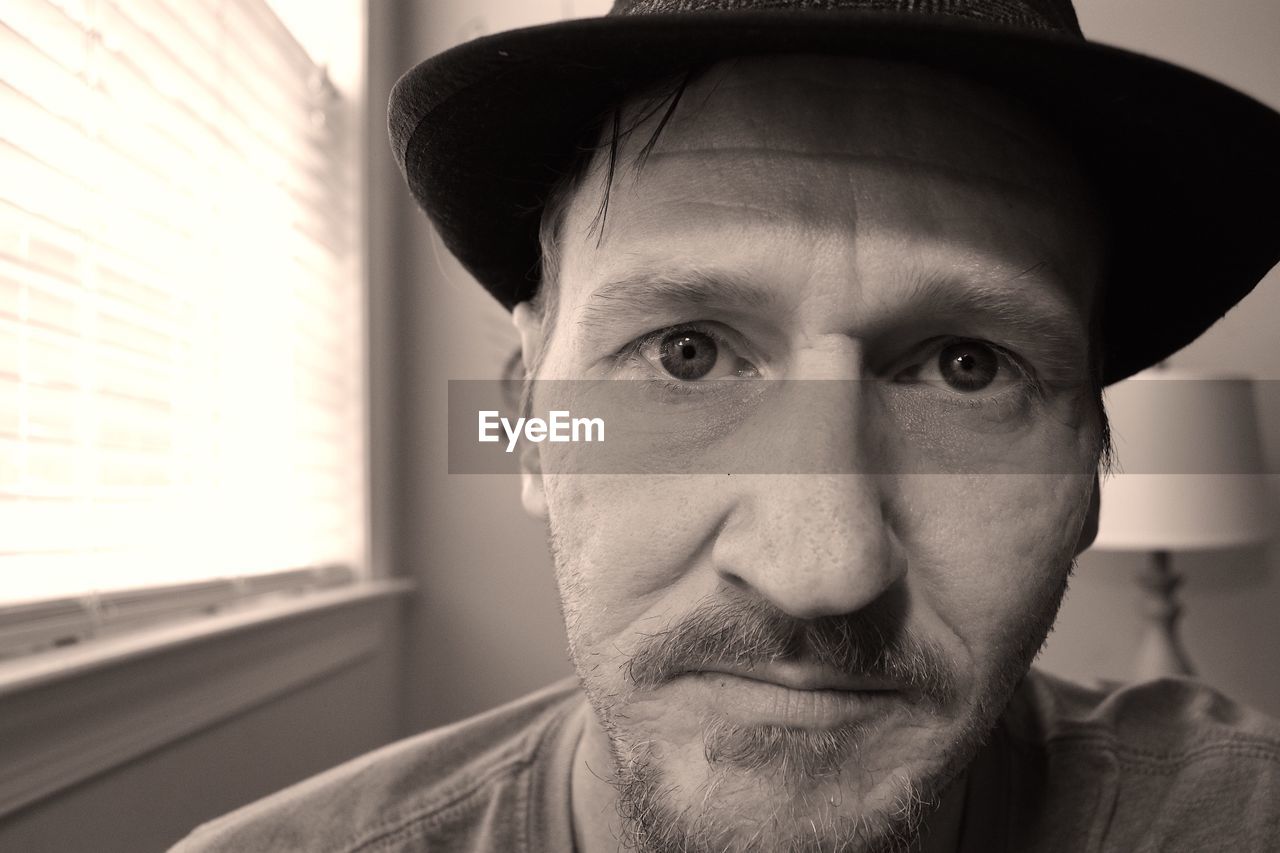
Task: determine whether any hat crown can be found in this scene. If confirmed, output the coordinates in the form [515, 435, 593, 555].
[610, 0, 1083, 38]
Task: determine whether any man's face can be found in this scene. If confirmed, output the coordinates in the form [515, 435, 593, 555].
[517, 57, 1104, 852]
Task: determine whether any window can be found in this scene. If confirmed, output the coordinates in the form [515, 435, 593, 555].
[0, 0, 366, 652]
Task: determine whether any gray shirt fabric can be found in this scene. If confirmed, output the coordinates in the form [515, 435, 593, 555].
[171, 670, 1280, 852]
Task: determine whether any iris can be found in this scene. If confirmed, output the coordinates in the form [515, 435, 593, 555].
[658, 329, 719, 380]
[938, 341, 999, 392]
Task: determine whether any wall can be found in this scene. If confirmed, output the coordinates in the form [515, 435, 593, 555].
[395, 0, 1280, 737]
[394, 0, 608, 733]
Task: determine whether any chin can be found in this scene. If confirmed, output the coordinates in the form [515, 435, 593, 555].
[606, 708, 979, 853]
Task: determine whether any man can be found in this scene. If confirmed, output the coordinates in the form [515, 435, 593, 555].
[175, 1, 1280, 851]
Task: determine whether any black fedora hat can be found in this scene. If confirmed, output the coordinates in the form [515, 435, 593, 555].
[388, 0, 1280, 384]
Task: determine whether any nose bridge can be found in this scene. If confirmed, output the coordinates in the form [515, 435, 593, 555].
[766, 357, 877, 476]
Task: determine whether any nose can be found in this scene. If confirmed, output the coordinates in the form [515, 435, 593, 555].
[712, 474, 905, 620]
[710, 360, 906, 620]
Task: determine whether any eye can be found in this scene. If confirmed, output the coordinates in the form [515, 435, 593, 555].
[906, 339, 1023, 394]
[630, 325, 759, 381]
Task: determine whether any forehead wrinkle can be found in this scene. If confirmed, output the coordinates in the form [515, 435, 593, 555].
[604, 196, 796, 231]
[642, 149, 1074, 204]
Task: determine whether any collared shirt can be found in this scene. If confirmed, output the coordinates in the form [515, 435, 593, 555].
[171, 669, 1280, 852]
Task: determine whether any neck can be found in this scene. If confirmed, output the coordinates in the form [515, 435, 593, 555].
[569, 720, 968, 853]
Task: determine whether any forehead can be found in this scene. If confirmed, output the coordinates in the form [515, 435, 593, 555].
[552, 55, 1099, 333]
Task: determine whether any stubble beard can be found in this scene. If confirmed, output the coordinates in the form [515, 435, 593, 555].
[550, 529, 1073, 853]
[588, 675, 1002, 853]
[606, 722, 950, 853]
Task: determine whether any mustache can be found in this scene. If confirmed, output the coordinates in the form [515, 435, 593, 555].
[624, 596, 958, 708]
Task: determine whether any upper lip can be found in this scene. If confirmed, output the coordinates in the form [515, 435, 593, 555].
[692, 663, 899, 692]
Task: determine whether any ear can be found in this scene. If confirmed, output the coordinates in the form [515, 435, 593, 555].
[1074, 473, 1101, 555]
[512, 302, 548, 520]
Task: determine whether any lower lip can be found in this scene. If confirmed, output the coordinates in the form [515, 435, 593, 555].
[675, 672, 898, 728]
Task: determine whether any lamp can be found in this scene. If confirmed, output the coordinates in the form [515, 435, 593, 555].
[1092, 366, 1273, 680]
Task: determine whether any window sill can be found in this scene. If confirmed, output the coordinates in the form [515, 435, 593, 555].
[0, 578, 413, 820]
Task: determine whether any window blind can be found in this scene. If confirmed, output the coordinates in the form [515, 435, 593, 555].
[0, 0, 366, 610]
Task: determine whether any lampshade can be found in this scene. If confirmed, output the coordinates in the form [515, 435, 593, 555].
[1093, 367, 1273, 552]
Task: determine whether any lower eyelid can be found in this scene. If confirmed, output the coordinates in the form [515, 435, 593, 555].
[891, 381, 1038, 424]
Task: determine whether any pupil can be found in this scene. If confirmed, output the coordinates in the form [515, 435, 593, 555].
[659, 331, 718, 380]
[939, 343, 997, 391]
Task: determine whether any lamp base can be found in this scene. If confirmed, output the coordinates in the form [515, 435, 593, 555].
[1132, 550, 1195, 680]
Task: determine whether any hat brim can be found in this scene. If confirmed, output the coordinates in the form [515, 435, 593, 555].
[389, 11, 1280, 384]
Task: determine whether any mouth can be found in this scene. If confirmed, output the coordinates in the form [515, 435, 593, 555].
[673, 664, 901, 728]
[697, 662, 899, 692]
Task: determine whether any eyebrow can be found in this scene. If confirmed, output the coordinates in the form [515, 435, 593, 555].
[574, 269, 781, 332]
[890, 267, 1089, 378]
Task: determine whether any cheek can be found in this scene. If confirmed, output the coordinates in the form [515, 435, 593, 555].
[543, 473, 727, 651]
[901, 472, 1092, 659]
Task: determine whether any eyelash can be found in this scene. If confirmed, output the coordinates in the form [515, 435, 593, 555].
[904, 337, 1045, 412]
[614, 322, 751, 371]
[907, 337, 1034, 380]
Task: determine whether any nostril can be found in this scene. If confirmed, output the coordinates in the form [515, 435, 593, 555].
[719, 570, 750, 590]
